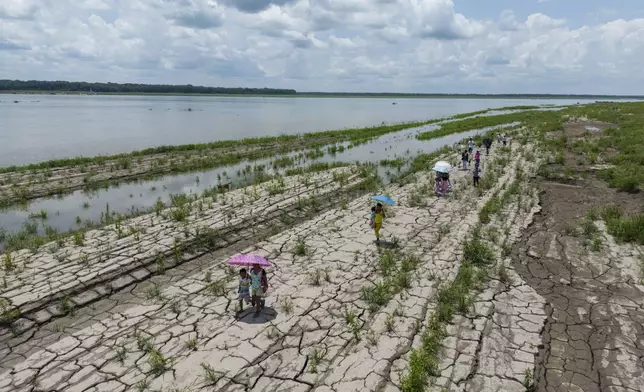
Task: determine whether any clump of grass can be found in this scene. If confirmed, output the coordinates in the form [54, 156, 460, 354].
[463, 238, 494, 266]
[145, 283, 165, 302]
[115, 345, 128, 364]
[523, 368, 534, 390]
[135, 379, 150, 392]
[201, 362, 222, 384]
[600, 205, 644, 245]
[73, 231, 85, 246]
[365, 329, 378, 346]
[384, 314, 396, 332]
[279, 297, 294, 314]
[561, 222, 578, 236]
[361, 281, 392, 312]
[308, 347, 326, 373]
[185, 338, 198, 351]
[590, 237, 602, 252]
[148, 348, 171, 376]
[0, 299, 20, 326]
[479, 195, 502, 224]
[581, 218, 599, 237]
[378, 250, 397, 276]
[294, 237, 308, 256]
[206, 280, 227, 296]
[135, 331, 154, 353]
[3, 252, 15, 272]
[58, 296, 74, 315]
[308, 269, 323, 286]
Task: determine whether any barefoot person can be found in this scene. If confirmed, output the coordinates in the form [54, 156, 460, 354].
[373, 203, 385, 243]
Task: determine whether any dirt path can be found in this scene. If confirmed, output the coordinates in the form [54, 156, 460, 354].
[512, 183, 644, 392]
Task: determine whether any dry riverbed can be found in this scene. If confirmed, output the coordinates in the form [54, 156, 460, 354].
[2, 108, 643, 392]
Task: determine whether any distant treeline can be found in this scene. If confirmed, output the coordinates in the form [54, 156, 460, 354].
[1, 79, 643, 99]
[298, 92, 644, 100]
[0, 79, 297, 95]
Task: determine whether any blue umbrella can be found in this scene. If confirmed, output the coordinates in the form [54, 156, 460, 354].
[372, 195, 395, 205]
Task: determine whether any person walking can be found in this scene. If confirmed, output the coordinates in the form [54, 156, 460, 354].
[461, 150, 469, 170]
[468, 138, 474, 154]
[474, 149, 481, 167]
[473, 164, 481, 187]
[373, 203, 385, 243]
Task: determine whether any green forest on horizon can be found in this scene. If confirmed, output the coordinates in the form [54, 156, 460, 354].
[1, 79, 642, 99]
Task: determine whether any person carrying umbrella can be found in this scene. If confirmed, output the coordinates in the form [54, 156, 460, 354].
[227, 254, 271, 316]
[373, 203, 385, 243]
[249, 264, 268, 315]
[370, 196, 394, 244]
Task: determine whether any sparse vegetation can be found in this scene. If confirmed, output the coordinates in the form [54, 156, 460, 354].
[294, 237, 308, 256]
[308, 347, 326, 373]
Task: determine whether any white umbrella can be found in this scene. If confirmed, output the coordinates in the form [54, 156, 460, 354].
[433, 161, 452, 174]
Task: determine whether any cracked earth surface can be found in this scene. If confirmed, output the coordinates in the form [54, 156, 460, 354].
[513, 182, 644, 392]
[0, 137, 593, 392]
[0, 168, 368, 332]
[426, 149, 547, 392]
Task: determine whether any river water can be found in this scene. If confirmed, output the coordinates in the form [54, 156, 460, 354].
[0, 94, 596, 167]
[0, 95, 598, 237]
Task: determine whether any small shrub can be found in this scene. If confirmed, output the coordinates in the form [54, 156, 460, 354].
[294, 237, 308, 256]
[201, 362, 222, 384]
[308, 347, 326, 373]
[463, 239, 494, 266]
[385, 314, 395, 332]
[148, 349, 170, 376]
[185, 338, 198, 351]
[115, 345, 128, 364]
[279, 297, 294, 314]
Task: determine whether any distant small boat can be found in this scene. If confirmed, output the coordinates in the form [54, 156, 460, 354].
[392, 102, 397, 105]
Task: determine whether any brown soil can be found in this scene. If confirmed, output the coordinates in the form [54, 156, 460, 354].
[513, 120, 644, 391]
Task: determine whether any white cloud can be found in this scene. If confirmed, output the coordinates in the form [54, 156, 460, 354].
[1, 0, 644, 93]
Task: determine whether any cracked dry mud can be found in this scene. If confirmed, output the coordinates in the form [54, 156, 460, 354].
[4, 133, 640, 392]
[513, 184, 644, 392]
[0, 140, 528, 392]
[0, 168, 366, 331]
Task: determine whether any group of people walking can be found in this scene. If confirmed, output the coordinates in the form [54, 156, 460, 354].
[461, 133, 507, 186]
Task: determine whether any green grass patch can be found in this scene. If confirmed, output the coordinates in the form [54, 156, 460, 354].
[400, 240, 493, 392]
[600, 205, 644, 244]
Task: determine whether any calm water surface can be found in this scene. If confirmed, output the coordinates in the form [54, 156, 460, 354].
[0, 121, 514, 236]
[0, 94, 596, 166]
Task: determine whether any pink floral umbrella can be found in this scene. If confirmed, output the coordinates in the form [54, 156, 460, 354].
[227, 253, 272, 267]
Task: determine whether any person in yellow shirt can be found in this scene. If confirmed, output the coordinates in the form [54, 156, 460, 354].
[373, 203, 385, 243]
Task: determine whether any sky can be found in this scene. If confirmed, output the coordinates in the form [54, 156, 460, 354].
[1, 0, 644, 94]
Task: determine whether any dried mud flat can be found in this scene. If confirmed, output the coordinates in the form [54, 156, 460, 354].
[1, 123, 643, 392]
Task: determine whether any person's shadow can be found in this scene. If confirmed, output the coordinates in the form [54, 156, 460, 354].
[375, 240, 398, 249]
[236, 306, 278, 324]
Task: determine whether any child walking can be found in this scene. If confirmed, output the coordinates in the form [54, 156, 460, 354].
[373, 203, 385, 243]
[237, 268, 251, 312]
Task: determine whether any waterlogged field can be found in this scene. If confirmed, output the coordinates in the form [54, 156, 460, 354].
[1, 102, 643, 392]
